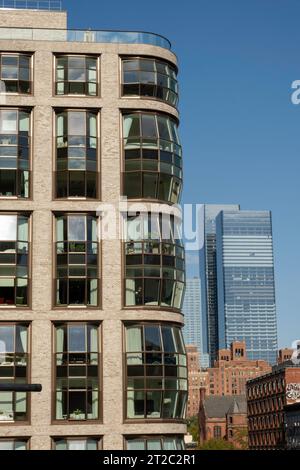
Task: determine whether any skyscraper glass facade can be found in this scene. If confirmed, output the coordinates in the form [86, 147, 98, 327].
[199, 205, 239, 365]
[182, 277, 209, 368]
[216, 211, 278, 364]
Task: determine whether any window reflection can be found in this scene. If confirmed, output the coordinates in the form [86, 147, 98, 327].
[125, 323, 187, 420]
[0, 323, 29, 422]
[123, 113, 182, 204]
[0, 109, 31, 198]
[55, 110, 98, 199]
[55, 214, 99, 307]
[53, 437, 100, 450]
[56, 56, 98, 96]
[0, 54, 31, 95]
[124, 213, 185, 310]
[54, 323, 101, 421]
[122, 58, 178, 107]
[126, 436, 185, 450]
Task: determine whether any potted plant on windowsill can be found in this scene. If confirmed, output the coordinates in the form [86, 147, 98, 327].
[73, 409, 84, 420]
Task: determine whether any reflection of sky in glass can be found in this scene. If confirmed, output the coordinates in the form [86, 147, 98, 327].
[0, 215, 17, 240]
[68, 215, 86, 241]
[69, 326, 86, 352]
[0, 326, 14, 353]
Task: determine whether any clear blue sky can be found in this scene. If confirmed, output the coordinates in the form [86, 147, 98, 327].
[63, 0, 300, 348]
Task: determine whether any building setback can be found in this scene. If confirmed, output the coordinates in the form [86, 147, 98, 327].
[207, 341, 271, 396]
[0, 6, 187, 450]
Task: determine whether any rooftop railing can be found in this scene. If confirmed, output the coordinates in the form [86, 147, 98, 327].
[0, 27, 172, 50]
[0, 0, 62, 10]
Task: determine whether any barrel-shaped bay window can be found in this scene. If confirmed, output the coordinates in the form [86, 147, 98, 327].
[124, 323, 187, 420]
[0, 54, 31, 94]
[55, 55, 98, 96]
[124, 213, 185, 310]
[54, 323, 101, 421]
[55, 214, 99, 307]
[0, 214, 30, 307]
[0, 323, 29, 422]
[0, 109, 31, 198]
[122, 57, 178, 107]
[123, 112, 182, 203]
[55, 110, 99, 199]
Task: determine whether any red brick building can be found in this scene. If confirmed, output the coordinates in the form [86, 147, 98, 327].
[199, 390, 247, 446]
[247, 363, 300, 449]
[186, 345, 203, 417]
[207, 341, 271, 396]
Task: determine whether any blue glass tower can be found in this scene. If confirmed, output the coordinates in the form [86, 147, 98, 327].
[182, 277, 209, 368]
[216, 210, 278, 364]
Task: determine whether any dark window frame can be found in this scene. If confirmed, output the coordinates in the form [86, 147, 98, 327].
[123, 322, 187, 423]
[54, 109, 100, 200]
[0, 53, 32, 95]
[121, 57, 178, 107]
[0, 108, 32, 199]
[55, 55, 99, 97]
[53, 213, 100, 309]
[53, 322, 102, 423]
[0, 322, 31, 424]
[122, 111, 182, 204]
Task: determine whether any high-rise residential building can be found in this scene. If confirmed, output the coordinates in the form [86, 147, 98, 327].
[183, 278, 208, 368]
[216, 210, 278, 364]
[206, 341, 271, 396]
[199, 204, 240, 365]
[0, 4, 187, 450]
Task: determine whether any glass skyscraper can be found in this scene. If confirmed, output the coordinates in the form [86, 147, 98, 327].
[199, 204, 240, 365]
[216, 210, 278, 364]
[183, 277, 209, 368]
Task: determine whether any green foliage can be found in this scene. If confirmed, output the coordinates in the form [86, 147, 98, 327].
[186, 415, 199, 444]
[198, 438, 235, 450]
[233, 427, 248, 450]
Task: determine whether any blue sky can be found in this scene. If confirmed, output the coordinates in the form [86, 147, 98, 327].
[64, 0, 300, 348]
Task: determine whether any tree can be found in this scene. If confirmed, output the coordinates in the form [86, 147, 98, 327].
[186, 415, 199, 444]
[198, 438, 235, 450]
[233, 427, 248, 450]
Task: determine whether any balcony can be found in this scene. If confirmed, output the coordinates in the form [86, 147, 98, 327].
[0, 27, 172, 50]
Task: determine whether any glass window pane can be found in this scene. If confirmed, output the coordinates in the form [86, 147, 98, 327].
[162, 327, 176, 352]
[141, 115, 157, 138]
[69, 325, 86, 352]
[0, 215, 17, 240]
[147, 439, 162, 450]
[145, 326, 161, 351]
[0, 110, 17, 133]
[123, 115, 140, 139]
[68, 112, 86, 135]
[68, 216, 86, 241]
[126, 326, 143, 353]
[127, 439, 145, 450]
[0, 326, 14, 353]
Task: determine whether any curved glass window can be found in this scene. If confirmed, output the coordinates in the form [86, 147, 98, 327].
[0, 54, 31, 94]
[125, 435, 185, 450]
[122, 58, 178, 107]
[123, 113, 182, 203]
[0, 109, 30, 198]
[55, 56, 98, 96]
[0, 323, 29, 422]
[0, 214, 30, 306]
[54, 323, 101, 421]
[124, 323, 187, 420]
[124, 213, 185, 310]
[55, 214, 99, 307]
[55, 110, 98, 199]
